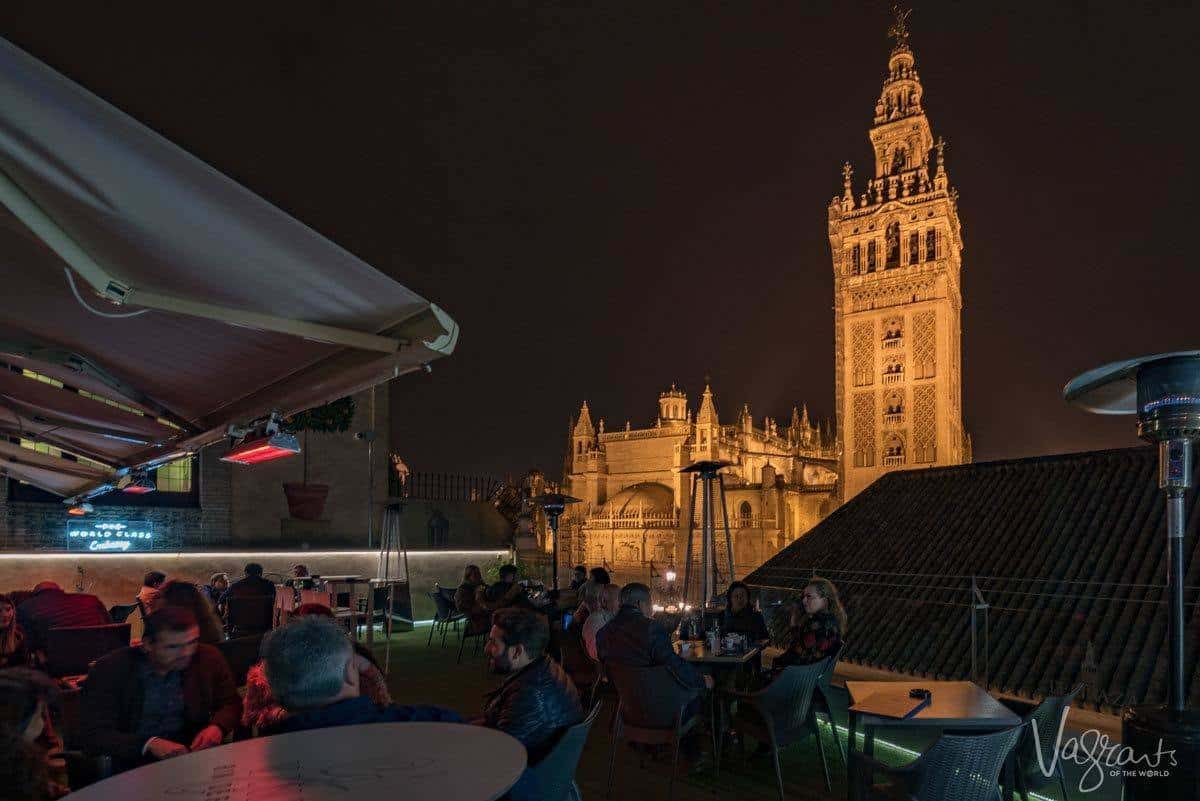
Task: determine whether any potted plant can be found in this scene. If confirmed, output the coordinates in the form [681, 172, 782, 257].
[281, 396, 356, 520]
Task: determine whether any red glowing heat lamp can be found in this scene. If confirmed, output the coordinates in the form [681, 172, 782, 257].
[67, 502, 94, 516]
[221, 431, 301, 465]
[121, 473, 157, 494]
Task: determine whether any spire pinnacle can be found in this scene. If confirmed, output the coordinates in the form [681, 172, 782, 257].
[887, 5, 913, 54]
[573, 401, 595, 437]
[697, 384, 719, 425]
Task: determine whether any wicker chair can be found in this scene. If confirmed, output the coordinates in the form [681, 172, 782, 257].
[1011, 683, 1084, 801]
[850, 724, 1025, 801]
[720, 655, 841, 799]
[559, 627, 599, 692]
[605, 663, 705, 801]
[456, 612, 490, 664]
[530, 701, 602, 801]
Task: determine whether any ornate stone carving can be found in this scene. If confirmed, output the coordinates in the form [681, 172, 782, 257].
[853, 392, 876, 467]
[914, 311, 935, 377]
[914, 384, 936, 462]
[852, 321, 875, 386]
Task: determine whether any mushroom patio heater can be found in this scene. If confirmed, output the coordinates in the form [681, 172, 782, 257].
[1065, 350, 1200, 799]
[679, 459, 736, 610]
[530, 492, 579, 590]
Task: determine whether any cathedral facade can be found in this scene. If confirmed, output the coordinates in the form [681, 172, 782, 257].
[552, 11, 967, 581]
[558, 385, 838, 584]
[828, 12, 969, 501]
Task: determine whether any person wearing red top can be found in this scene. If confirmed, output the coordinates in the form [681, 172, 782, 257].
[773, 576, 846, 670]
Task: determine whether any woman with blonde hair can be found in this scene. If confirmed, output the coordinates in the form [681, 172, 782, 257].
[773, 576, 846, 669]
[0, 594, 30, 669]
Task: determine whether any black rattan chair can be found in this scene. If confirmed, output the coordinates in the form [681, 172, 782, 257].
[216, 633, 265, 687]
[530, 701, 602, 801]
[721, 655, 841, 799]
[106, 603, 139, 624]
[605, 662, 705, 801]
[851, 723, 1025, 801]
[1011, 683, 1084, 801]
[45, 623, 131, 678]
[427, 587, 465, 648]
[457, 614, 489, 664]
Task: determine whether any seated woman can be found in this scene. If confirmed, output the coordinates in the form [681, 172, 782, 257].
[0, 594, 31, 669]
[157, 580, 226, 645]
[453, 565, 491, 632]
[772, 576, 845, 670]
[242, 603, 391, 732]
[719, 581, 768, 642]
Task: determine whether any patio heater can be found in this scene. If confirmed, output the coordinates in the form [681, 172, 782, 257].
[1065, 350, 1200, 799]
[529, 492, 579, 590]
[679, 460, 736, 610]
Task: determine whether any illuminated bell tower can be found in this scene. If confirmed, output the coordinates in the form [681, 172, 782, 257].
[828, 7, 967, 502]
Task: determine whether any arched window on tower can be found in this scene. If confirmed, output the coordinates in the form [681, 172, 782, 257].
[866, 240, 877, 272]
[908, 232, 920, 265]
[883, 433, 905, 466]
[891, 147, 907, 174]
[884, 390, 905, 424]
[885, 222, 900, 269]
[925, 228, 938, 262]
[851, 243, 862, 275]
[738, 501, 753, 525]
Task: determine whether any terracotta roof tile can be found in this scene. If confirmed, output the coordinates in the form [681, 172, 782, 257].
[744, 446, 1200, 712]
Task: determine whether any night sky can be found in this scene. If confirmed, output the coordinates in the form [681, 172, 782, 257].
[2, 2, 1196, 479]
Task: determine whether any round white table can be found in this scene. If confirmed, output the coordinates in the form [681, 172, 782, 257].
[65, 722, 526, 801]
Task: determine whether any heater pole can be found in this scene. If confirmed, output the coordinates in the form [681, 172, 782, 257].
[1167, 487, 1186, 714]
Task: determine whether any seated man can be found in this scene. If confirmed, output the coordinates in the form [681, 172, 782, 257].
[479, 608, 582, 801]
[80, 607, 240, 773]
[582, 583, 620, 662]
[596, 582, 711, 692]
[258, 615, 460, 735]
[477, 564, 535, 614]
[16, 581, 111, 659]
[222, 562, 276, 602]
[568, 565, 588, 592]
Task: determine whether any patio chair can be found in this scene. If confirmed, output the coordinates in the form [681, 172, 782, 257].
[457, 613, 489, 664]
[45, 623, 131, 678]
[530, 700, 603, 801]
[427, 587, 464, 648]
[850, 723, 1025, 801]
[1010, 683, 1084, 801]
[226, 594, 275, 638]
[106, 603, 139, 624]
[720, 656, 841, 799]
[215, 633, 265, 687]
[605, 662, 705, 801]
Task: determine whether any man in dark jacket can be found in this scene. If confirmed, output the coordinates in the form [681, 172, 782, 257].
[259, 615, 460, 736]
[221, 562, 275, 601]
[596, 583, 711, 691]
[80, 607, 240, 773]
[16, 581, 111, 657]
[480, 607, 581, 801]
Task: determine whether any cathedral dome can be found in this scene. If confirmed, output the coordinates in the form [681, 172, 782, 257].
[599, 482, 675, 516]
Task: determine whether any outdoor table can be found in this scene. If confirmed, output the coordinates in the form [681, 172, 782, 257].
[674, 640, 764, 757]
[63, 722, 526, 801]
[845, 680, 1022, 801]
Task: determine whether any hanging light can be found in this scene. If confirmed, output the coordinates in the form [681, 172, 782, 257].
[66, 502, 93, 516]
[221, 412, 300, 465]
[120, 470, 156, 494]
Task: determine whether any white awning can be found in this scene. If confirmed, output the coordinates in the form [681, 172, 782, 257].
[0, 37, 459, 500]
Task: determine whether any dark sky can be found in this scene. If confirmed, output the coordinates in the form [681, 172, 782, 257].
[2, 2, 1196, 478]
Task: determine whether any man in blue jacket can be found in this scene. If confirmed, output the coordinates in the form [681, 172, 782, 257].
[258, 615, 460, 735]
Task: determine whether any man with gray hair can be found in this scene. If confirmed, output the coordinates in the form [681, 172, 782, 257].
[258, 616, 460, 735]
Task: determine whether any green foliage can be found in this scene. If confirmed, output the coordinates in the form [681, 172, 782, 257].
[483, 555, 539, 585]
[285, 396, 357, 434]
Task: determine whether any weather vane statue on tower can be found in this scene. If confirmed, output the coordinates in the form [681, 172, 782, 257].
[888, 5, 913, 50]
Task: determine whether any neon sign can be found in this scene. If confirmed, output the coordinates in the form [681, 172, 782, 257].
[66, 521, 154, 552]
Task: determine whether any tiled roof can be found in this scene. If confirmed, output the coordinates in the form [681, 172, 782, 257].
[744, 447, 1200, 712]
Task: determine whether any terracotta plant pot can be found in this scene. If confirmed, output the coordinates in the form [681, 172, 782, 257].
[283, 483, 330, 521]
